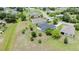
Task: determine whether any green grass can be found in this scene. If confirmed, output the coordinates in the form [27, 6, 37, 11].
[45, 32, 79, 51]
[3, 23, 18, 50]
[57, 24, 64, 30]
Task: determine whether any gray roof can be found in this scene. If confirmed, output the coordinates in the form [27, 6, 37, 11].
[61, 25, 75, 35]
[38, 22, 56, 31]
[32, 18, 46, 24]
[30, 12, 41, 17]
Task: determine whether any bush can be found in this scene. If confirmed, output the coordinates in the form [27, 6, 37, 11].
[30, 37, 34, 41]
[45, 28, 52, 35]
[38, 40, 42, 44]
[21, 15, 26, 21]
[64, 37, 68, 44]
[51, 29, 61, 39]
[39, 33, 42, 37]
[22, 29, 26, 34]
[30, 27, 33, 31]
[29, 25, 33, 31]
[31, 32, 37, 37]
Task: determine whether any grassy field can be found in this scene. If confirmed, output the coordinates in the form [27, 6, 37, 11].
[44, 31, 79, 51]
[2, 23, 18, 50]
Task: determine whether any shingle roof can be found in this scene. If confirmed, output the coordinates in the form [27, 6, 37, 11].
[32, 18, 46, 24]
[61, 25, 75, 35]
[38, 22, 56, 31]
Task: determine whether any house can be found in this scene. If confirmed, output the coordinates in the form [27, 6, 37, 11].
[30, 12, 41, 19]
[61, 25, 75, 37]
[32, 18, 46, 24]
[47, 17, 54, 21]
[38, 22, 56, 31]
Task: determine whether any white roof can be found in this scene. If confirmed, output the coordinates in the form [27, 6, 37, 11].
[61, 25, 75, 35]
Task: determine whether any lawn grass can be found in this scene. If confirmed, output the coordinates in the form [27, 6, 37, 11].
[2, 23, 18, 50]
[45, 31, 79, 51]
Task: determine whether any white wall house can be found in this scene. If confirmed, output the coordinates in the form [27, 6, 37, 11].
[61, 25, 75, 37]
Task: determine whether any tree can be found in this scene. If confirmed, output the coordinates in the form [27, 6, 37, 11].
[5, 13, 16, 23]
[31, 32, 37, 37]
[0, 12, 6, 19]
[76, 14, 79, 20]
[63, 12, 71, 22]
[48, 7, 55, 11]
[66, 7, 79, 14]
[0, 7, 4, 11]
[43, 8, 46, 11]
[64, 37, 68, 44]
[16, 7, 24, 12]
[51, 29, 61, 39]
[21, 15, 26, 21]
[74, 23, 79, 30]
[53, 18, 58, 25]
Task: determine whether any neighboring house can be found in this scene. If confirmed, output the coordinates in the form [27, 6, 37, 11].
[38, 22, 56, 31]
[32, 18, 46, 24]
[30, 12, 41, 18]
[47, 17, 54, 21]
[46, 9, 54, 14]
[61, 25, 75, 37]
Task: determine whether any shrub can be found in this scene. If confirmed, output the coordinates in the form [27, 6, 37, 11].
[38, 40, 42, 44]
[45, 28, 52, 35]
[31, 32, 37, 37]
[0, 12, 6, 19]
[29, 25, 33, 31]
[22, 29, 26, 34]
[30, 27, 33, 31]
[51, 29, 61, 39]
[39, 33, 42, 37]
[53, 18, 58, 25]
[74, 23, 79, 31]
[64, 37, 68, 44]
[30, 37, 34, 41]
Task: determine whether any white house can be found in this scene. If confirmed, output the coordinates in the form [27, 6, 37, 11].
[61, 25, 75, 37]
